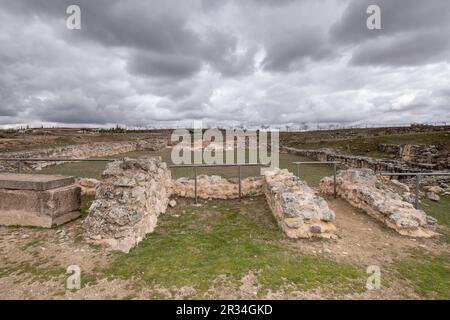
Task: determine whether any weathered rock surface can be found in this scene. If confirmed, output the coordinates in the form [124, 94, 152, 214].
[264, 169, 336, 239]
[320, 169, 437, 238]
[76, 178, 100, 196]
[284, 147, 442, 173]
[426, 192, 440, 202]
[0, 173, 81, 227]
[83, 157, 171, 252]
[171, 175, 265, 199]
[378, 143, 448, 167]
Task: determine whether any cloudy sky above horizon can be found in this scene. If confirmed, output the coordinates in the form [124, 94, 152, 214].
[0, 0, 449, 128]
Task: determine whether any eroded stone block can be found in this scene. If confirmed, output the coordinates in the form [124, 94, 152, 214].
[0, 173, 81, 228]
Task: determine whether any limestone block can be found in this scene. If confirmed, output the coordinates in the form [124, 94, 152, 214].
[0, 173, 81, 227]
[264, 168, 336, 239]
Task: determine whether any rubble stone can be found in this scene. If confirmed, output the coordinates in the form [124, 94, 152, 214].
[320, 169, 437, 238]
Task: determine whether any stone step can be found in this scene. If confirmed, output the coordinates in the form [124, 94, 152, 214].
[0, 173, 75, 191]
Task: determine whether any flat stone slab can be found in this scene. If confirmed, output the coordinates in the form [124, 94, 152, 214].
[0, 173, 75, 191]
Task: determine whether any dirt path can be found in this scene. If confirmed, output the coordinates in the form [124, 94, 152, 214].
[285, 196, 446, 266]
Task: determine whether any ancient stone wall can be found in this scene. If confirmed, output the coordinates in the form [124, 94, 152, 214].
[83, 157, 172, 252]
[171, 175, 265, 199]
[0, 139, 167, 172]
[320, 169, 437, 238]
[378, 144, 448, 167]
[283, 147, 441, 172]
[264, 168, 336, 239]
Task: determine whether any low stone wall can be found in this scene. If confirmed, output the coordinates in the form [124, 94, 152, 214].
[83, 157, 172, 252]
[264, 169, 336, 239]
[171, 175, 265, 199]
[320, 169, 437, 238]
[0, 139, 167, 172]
[283, 147, 440, 172]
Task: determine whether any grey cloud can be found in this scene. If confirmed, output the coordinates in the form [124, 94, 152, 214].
[127, 51, 202, 79]
[0, 0, 449, 127]
[262, 27, 332, 71]
[351, 31, 450, 66]
[332, 0, 450, 66]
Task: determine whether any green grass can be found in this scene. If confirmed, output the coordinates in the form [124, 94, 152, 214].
[0, 260, 65, 283]
[37, 150, 151, 179]
[284, 131, 450, 158]
[422, 195, 450, 244]
[395, 196, 450, 299]
[397, 250, 450, 300]
[101, 199, 365, 297]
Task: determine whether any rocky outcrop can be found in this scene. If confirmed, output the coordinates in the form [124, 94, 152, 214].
[378, 144, 448, 167]
[320, 169, 437, 238]
[0, 139, 167, 172]
[264, 169, 336, 239]
[83, 157, 172, 252]
[171, 175, 264, 199]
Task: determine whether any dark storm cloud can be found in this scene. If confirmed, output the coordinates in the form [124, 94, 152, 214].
[351, 31, 450, 66]
[332, 0, 450, 66]
[127, 51, 202, 79]
[0, 0, 449, 127]
[262, 27, 332, 72]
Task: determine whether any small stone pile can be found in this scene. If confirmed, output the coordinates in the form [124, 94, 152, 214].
[264, 168, 336, 239]
[76, 178, 100, 196]
[83, 157, 172, 252]
[171, 175, 265, 199]
[320, 169, 437, 237]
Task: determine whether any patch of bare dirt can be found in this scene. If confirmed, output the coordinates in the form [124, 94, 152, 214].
[284, 195, 447, 267]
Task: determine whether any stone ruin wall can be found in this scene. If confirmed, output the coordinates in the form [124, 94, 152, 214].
[84, 158, 339, 251]
[283, 147, 441, 172]
[83, 157, 172, 253]
[320, 169, 437, 238]
[0, 139, 167, 172]
[263, 169, 336, 239]
[83, 157, 439, 252]
[378, 143, 449, 168]
[171, 175, 265, 199]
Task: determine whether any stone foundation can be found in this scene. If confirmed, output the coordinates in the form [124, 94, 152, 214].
[171, 175, 265, 199]
[83, 157, 172, 252]
[320, 169, 437, 237]
[264, 169, 336, 239]
[0, 139, 167, 172]
[0, 173, 81, 228]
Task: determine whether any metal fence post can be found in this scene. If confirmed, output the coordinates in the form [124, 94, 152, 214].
[238, 165, 242, 201]
[18, 160, 23, 174]
[333, 162, 337, 199]
[415, 174, 420, 209]
[194, 166, 198, 204]
[296, 163, 300, 178]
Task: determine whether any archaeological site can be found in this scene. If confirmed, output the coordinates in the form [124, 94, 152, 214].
[0, 124, 449, 301]
[0, 1, 449, 307]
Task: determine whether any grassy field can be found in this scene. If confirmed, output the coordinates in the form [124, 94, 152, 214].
[94, 198, 367, 298]
[73, 196, 448, 299]
[282, 131, 450, 158]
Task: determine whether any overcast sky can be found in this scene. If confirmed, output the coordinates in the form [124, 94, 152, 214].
[0, 0, 449, 128]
